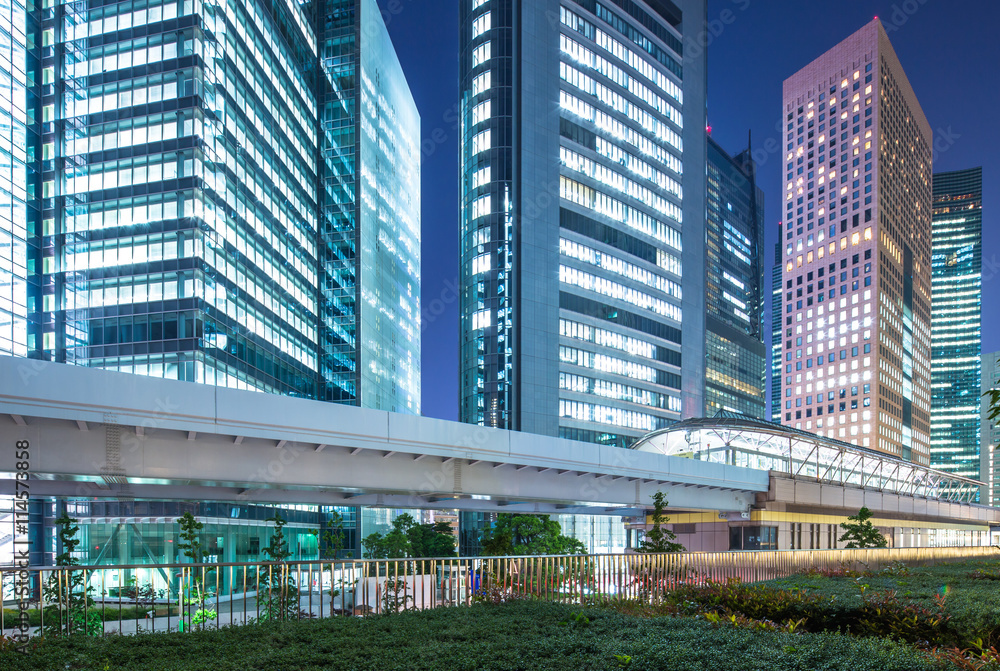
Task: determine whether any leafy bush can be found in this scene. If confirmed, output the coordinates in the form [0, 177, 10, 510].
[0, 601, 948, 670]
[3, 605, 180, 627]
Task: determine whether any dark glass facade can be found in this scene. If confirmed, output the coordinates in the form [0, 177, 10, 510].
[770, 240, 782, 422]
[10, 0, 419, 411]
[930, 167, 982, 493]
[458, 0, 707, 445]
[704, 135, 765, 418]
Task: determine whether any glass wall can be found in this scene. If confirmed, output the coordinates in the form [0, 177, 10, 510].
[459, 0, 698, 444]
[930, 167, 982, 498]
[18, 0, 420, 410]
[42, 0, 320, 397]
[705, 136, 766, 419]
[0, 0, 39, 358]
[355, 0, 420, 414]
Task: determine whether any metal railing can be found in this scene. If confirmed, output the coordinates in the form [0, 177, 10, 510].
[2, 545, 996, 637]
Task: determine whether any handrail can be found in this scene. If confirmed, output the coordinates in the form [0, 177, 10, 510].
[3, 546, 996, 640]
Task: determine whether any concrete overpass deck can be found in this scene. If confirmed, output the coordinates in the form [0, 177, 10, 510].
[0, 357, 767, 515]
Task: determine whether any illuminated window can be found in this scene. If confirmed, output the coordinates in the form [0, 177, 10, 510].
[472, 100, 492, 125]
[472, 42, 491, 68]
[472, 12, 491, 38]
[472, 309, 492, 330]
[471, 195, 491, 219]
[471, 129, 491, 155]
[472, 166, 491, 188]
[472, 71, 491, 96]
[472, 253, 491, 275]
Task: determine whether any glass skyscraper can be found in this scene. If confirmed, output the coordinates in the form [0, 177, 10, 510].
[770, 239, 782, 422]
[778, 19, 932, 461]
[2, 0, 419, 412]
[458, 0, 708, 447]
[705, 134, 765, 419]
[930, 167, 982, 493]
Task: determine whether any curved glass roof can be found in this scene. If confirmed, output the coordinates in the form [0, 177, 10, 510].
[633, 415, 984, 504]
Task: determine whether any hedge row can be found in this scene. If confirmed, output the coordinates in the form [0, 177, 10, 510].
[1, 600, 946, 671]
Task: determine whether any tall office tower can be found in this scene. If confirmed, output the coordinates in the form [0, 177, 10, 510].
[931, 167, 982, 493]
[770, 240, 783, 422]
[779, 19, 932, 461]
[705, 135, 765, 419]
[458, 0, 707, 446]
[316, 0, 422, 412]
[982, 351, 1000, 506]
[16, 0, 418, 411]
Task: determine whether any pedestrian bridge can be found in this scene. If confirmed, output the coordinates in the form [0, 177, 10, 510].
[0, 357, 766, 515]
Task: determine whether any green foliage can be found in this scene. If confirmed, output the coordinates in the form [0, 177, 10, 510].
[380, 577, 415, 615]
[314, 510, 348, 560]
[362, 514, 457, 561]
[838, 506, 888, 549]
[362, 513, 415, 559]
[4, 605, 180, 628]
[262, 514, 293, 562]
[177, 512, 206, 563]
[479, 514, 587, 556]
[41, 513, 102, 637]
[258, 514, 303, 622]
[176, 512, 216, 631]
[983, 369, 1000, 424]
[765, 559, 1000, 651]
[637, 491, 685, 554]
[0, 601, 949, 671]
[470, 579, 531, 605]
[970, 567, 1000, 581]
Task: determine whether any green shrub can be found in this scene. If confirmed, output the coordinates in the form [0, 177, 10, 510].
[0, 600, 947, 670]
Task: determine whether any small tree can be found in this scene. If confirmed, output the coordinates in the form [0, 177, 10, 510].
[316, 510, 348, 560]
[362, 513, 416, 560]
[315, 510, 350, 610]
[259, 514, 301, 621]
[42, 513, 101, 636]
[479, 514, 587, 556]
[177, 511, 216, 630]
[838, 506, 888, 549]
[638, 491, 685, 553]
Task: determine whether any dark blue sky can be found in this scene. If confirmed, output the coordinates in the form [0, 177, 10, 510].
[376, 0, 1000, 421]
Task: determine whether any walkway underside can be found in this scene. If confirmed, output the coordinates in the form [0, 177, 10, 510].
[0, 357, 767, 514]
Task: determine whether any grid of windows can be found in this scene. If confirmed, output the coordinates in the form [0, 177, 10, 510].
[0, 0, 37, 358]
[459, 0, 697, 441]
[779, 21, 931, 461]
[704, 136, 765, 419]
[13, 0, 420, 411]
[930, 168, 982, 497]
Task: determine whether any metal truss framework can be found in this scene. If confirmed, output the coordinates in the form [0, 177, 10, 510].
[634, 417, 985, 505]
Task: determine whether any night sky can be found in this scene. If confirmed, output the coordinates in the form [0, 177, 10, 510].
[375, 0, 1000, 421]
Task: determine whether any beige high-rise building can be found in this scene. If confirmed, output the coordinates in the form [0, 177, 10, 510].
[777, 19, 932, 463]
